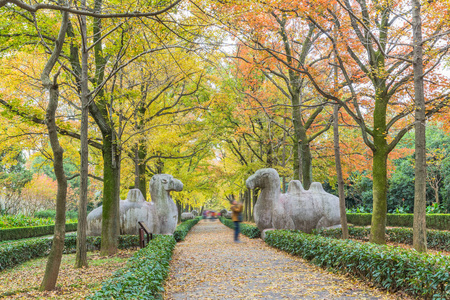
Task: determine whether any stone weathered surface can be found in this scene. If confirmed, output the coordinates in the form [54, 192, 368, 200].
[87, 174, 183, 236]
[150, 174, 183, 234]
[220, 210, 231, 219]
[246, 168, 340, 233]
[181, 212, 194, 221]
[191, 210, 198, 217]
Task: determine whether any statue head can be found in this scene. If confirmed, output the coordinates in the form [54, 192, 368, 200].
[246, 168, 280, 190]
[149, 174, 183, 201]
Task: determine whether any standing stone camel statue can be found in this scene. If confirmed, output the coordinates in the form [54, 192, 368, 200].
[87, 174, 183, 236]
[246, 168, 340, 233]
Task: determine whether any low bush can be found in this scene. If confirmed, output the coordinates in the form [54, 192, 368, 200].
[0, 214, 55, 228]
[220, 217, 260, 238]
[315, 226, 450, 252]
[0, 238, 51, 271]
[63, 234, 140, 253]
[1, 216, 200, 275]
[173, 217, 201, 242]
[34, 210, 78, 220]
[347, 213, 450, 230]
[0, 222, 78, 242]
[88, 235, 176, 300]
[265, 230, 450, 299]
[0, 233, 140, 271]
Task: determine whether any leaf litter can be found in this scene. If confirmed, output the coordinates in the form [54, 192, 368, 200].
[164, 220, 412, 300]
[0, 249, 135, 299]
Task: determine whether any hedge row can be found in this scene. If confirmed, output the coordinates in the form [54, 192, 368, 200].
[0, 237, 51, 271]
[173, 217, 201, 242]
[265, 230, 449, 299]
[87, 235, 176, 300]
[315, 226, 450, 252]
[0, 223, 78, 242]
[0, 234, 140, 271]
[220, 217, 260, 238]
[0, 216, 203, 272]
[87, 218, 201, 298]
[347, 213, 450, 230]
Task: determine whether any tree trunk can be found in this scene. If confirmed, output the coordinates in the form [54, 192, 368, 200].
[243, 190, 248, 221]
[246, 189, 251, 221]
[300, 138, 312, 189]
[134, 146, 140, 189]
[39, 9, 69, 291]
[333, 105, 349, 239]
[100, 136, 119, 255]
[369, 89, 389, 245]
[176, 200, 182, 222]
[75, 7, 89, 268]
[370, 148, 388, 244]
[138, 145, 147, 199]
[412, 0, 427, 253]
[40, 83, 68, 290]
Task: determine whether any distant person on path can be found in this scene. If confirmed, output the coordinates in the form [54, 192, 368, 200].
[230, 200, 243, 242]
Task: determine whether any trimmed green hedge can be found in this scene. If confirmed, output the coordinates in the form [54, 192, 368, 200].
[88, 217, 201, 299]
[0, 234, 140, 271]
[0, 223, 78, 242]
[0, 217, 202, 271]
[173, 217, 201, 242]
[0, 237, 52, 271]
[315, 226, 450, 252]
[220, 217, 260, 238]
[87, 235, 176, 300]
[265, 230, 450, 299]
[347, 213, 450, 230]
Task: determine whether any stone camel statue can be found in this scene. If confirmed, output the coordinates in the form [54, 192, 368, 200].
[87, 174, 183, 236]
[245, 168, 340, 233]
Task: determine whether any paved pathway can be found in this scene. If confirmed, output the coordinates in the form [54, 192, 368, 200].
[164, 220, 408, 300]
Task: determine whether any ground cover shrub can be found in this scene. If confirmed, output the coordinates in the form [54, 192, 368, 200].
[2, 216, 200, 277]
[173, 216, 201, 242]
[265, 230, 450, 299]
[88, 235, 177, 300]
[0, 215, 54, 228]
[63, 234, 140, 253]
[220, 217, 260, 238]
[315, 226, 450, 252]
[0, 238, 51, 271]
[0, 222, 78, 241]
[347, 213, 450, 230]
[34, 209, 78, 220]
[0, 233, 139, 271]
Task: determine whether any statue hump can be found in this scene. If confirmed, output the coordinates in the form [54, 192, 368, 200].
[309, 182, 325, 193]
[287, 180, 304, 194]
[127, 189, 145, 203]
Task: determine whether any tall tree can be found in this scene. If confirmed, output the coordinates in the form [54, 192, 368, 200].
[75, 0, 90, 267]
[273, 0, 450, 244]
[201, 2, 333, 188]
[411, 0, 427, 253]
[39, 7, 69, 291]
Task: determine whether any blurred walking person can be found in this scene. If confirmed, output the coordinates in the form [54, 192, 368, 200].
[230, 200, 243, 242]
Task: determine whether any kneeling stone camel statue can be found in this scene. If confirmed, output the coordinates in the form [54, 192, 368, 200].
[246, 168, 340, 233]
[87, 174, 183, 236]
